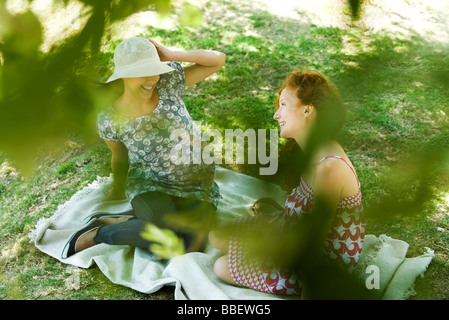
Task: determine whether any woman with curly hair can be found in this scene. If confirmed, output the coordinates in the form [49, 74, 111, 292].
[210, 69, 365, 297]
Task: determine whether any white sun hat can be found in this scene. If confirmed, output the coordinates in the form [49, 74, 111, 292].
[106, 37, 175, 83]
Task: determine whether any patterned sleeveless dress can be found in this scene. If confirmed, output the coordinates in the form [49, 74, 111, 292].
[228, 156, 366, 295]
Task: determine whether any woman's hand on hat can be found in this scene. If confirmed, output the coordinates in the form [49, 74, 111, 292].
[148, 39, 174, 62]
[147, 37, 226, 86]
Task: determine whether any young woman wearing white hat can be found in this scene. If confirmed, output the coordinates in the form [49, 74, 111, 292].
[62, 37, 225, 258]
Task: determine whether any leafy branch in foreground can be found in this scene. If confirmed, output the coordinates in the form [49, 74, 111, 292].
[141, 223, 185, 260]
[0, 0, 172, 175]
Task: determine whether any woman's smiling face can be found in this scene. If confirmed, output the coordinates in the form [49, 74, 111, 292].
[273, 87, 310, 141]
[123, 75, 160, 98]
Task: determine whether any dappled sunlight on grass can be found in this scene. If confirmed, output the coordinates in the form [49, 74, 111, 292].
[250, 0, 349, 26]
[1, 0, 448, 299]
[360, 0, 449, 43]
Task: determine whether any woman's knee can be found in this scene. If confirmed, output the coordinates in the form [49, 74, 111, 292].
[131, 191, 176, 222]
[213, 255, 236, 285]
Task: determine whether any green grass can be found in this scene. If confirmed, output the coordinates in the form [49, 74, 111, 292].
[1, 0, 448, 300]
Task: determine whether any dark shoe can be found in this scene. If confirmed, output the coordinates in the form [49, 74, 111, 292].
[82, 210, 135, 224]
[61, 219, 103, 258]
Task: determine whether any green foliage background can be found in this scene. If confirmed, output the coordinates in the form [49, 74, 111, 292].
[0, 0, 448, 299]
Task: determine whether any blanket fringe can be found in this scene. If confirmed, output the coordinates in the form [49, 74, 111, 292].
[400, 247, 434, 300]
[28, 175, 113, 243]
[402, 284, 417, 300]
[354, 234, 391, 277]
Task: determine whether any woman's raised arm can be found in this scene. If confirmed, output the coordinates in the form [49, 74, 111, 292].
[149, 39, 226, 86]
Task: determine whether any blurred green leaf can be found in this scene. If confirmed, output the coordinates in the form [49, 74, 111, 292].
[178, 2, 203, 27]
[141, 222, 185, 260]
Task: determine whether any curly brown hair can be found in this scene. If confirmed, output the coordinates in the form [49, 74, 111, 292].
[275, 69, 346, 139]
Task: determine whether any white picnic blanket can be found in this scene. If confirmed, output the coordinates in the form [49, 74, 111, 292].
[30, 166, 434, 300]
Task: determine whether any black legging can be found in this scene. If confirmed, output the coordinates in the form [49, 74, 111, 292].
[94, 191, 216, 252]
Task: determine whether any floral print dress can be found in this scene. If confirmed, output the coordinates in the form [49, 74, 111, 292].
[97, 61, 220, 207]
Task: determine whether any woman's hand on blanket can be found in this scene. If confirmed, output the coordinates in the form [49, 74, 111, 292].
[250, 197, 284, 216]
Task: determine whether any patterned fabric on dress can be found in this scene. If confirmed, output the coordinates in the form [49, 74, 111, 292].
[228, 156, 365, 295]
[97, 61, 220, 206]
